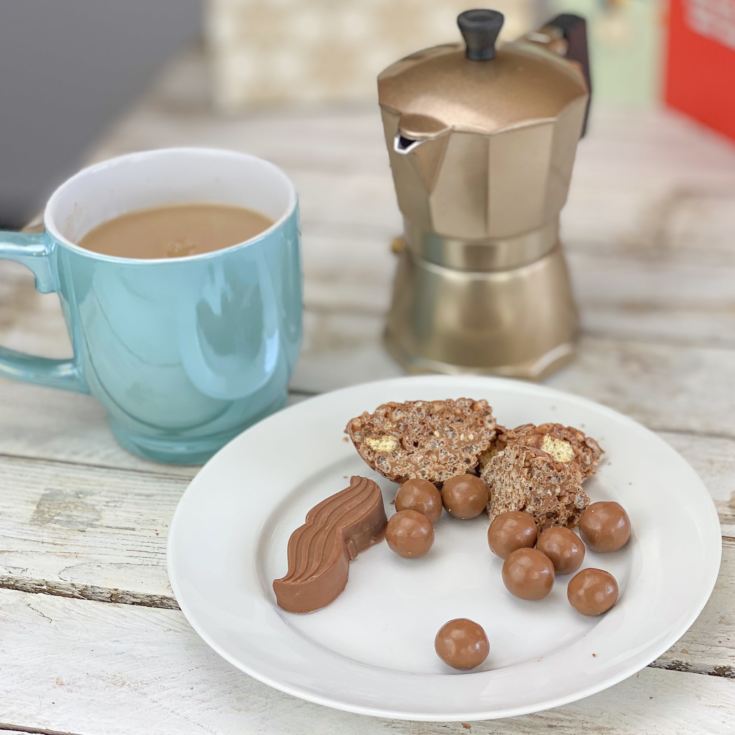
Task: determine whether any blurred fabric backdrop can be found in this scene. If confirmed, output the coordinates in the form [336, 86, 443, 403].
[0, 0, 664, 227]
[208, 0, 661, 110]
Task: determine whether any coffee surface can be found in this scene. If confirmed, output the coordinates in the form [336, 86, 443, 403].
[79, 203, 273, 259]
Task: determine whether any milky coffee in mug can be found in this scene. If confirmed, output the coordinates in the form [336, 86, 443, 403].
[79, 203, 273, 259]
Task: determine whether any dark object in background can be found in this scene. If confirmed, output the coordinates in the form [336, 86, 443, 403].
[0, 0, 200, 228]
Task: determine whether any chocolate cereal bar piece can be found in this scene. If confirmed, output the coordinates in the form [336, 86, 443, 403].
[482, 444, 589, 529]
[507, 423, 603, 479]
[346, 398, 496, 484]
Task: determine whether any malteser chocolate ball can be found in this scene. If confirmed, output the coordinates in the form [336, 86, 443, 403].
[386, 510, 434, 558]
[488, 511, 538, 559]
[536, 526, 585, 575]
[395, 479, 443, 523]
[502, 548, 555, 600]
[568, 568, 619, 615]
[434, 618, 489, 670]
[442, 474, 489, 519]
[579, 501, 631, 553]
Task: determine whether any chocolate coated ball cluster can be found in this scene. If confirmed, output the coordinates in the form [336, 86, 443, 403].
[385, 474, 631, 671]
[385, 474, 490, 558]
[488, 501, 630, 615]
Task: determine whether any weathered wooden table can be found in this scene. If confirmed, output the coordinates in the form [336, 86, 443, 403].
[1, 51, 734, 734]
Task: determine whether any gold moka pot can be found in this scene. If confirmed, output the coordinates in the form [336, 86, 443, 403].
[379, 9, 591, 379]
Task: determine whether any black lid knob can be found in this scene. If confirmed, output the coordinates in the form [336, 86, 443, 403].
[457, 9, 504, 61]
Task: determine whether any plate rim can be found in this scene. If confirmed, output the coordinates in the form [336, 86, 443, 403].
[167, 375, 722, 721]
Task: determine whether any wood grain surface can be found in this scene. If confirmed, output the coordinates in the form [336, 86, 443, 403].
[0, 588, 732, 735]
[0, 49, 733, 734]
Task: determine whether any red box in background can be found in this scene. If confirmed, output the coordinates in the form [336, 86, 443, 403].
[665, 0, 735, 141]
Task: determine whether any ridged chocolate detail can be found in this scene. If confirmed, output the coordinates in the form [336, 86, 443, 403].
[273, 476, 387, 613]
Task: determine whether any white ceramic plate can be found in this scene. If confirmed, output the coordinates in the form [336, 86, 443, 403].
[167, 376, 721, 721]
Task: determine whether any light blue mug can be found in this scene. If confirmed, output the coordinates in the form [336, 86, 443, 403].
[0, 148, 302, 463]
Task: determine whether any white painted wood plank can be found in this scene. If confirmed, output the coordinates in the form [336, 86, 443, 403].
[290, 309, 735, 439]
[2, 276, 734, 494]
[0, 446, 732, 675]
[6, 247, 735, 469]
[0, 377, 307, 476]
[0, 431, 730, 603]
[4, 228, 735, 379]
[659, 432, 735, 539]
[0, 378, 196, 477]
[653, 538, 734, 677]
[3, 313, 735, 470]
[0, 455, 184, 599]
[0, 373, 731, 578]
[0, 262, 71, 359]
[546, 337, 735, 440]
[0, 588, 732, 735]
[76, 149, 735, 265]
[299, 230, 735, 348]
[572, 253, 735, 348]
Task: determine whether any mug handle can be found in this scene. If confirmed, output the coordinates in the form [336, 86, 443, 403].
[0, 230, 86, 392]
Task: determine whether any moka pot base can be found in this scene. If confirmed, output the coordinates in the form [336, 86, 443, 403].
[384, 237, 578, 380]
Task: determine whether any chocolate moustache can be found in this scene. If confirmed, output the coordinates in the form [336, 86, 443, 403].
[273, 476, 387, 613]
